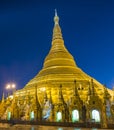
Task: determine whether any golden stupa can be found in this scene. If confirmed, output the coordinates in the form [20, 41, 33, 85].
[22, 11, 113, 104]
[0, 11, 114, 128]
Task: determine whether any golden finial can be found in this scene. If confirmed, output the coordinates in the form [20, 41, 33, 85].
[52, 9, 63, 41]
[54, 9, 59, 25]
[55, 9, 57, 16]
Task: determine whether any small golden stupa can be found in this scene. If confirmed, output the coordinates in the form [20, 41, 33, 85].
[0, 10, 114, 128]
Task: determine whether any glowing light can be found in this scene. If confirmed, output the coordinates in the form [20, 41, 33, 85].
[74, 129, 81, 130]
[12, 84, 16, 88]
[30, 111, 34, 120]
[40, 87, 46, 92]
[6, 84, 10, 89]
[7, 112, 11, 120]
[72, 109, 79, 122]
[9, 95, 13, 99]
[56, 112, 62, 122]
[58, 128, 63, 130]
[6, 83, 16, 89]
[92, 109, 100, 122]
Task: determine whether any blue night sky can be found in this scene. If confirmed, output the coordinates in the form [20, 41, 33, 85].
[0, 0, 114, 97]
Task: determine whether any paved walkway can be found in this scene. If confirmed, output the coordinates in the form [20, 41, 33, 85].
[0, 125, 113, 130]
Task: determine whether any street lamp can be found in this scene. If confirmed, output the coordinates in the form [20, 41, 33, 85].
[12, 84, 16, 89]
[6, 83, 16, 96]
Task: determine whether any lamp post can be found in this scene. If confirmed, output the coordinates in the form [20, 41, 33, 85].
[6, 83, 16, 96]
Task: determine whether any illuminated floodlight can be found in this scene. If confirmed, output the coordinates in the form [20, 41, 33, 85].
[6, 84, 11, 89]
[6, 83, 16, 90]
[12, 84, 16, 88]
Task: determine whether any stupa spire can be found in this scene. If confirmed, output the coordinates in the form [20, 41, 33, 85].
[54, 9, 59, 25]
[91, 79, 95, 95]
[55, 9, 57, 16]
[74, 80, 79, 96]
[1, 92, 5, 103]
[52, 9, 63, 41]
[58, 84, 64, 103]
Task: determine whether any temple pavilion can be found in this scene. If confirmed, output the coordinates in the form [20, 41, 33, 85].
[0, 11, 114, 128]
